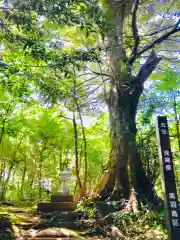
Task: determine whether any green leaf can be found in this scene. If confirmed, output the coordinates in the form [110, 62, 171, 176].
[148, 72, 165, 80]
[0, 94, 9, 101]
[138, 13, 153, 24]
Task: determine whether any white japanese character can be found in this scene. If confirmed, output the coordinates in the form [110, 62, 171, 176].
[160, 123, 166, 128]
[161, 129, 167, 134]
[172, 210, 178, 218]
[164, 150, 170, 156]
[170, 201, 177, 208]
[172, 219, 179, 227]
[165, 157, 171, 163]
[165, 164, 172, 171]
[169, 193, 176, 200]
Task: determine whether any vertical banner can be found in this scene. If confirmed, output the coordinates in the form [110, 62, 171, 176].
[156, 116, 180, 240]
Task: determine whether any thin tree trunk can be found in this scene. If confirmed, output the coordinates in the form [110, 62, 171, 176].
[173, 92, 180, 151]
[64, 145, 71, 167]
[20, 158, 27, 199]
[30, 174, 34, 189]
[38, 151, 43, 200]
[0, 156, 5, 187]
[1, 164, 14, 200]
[59, 146, 63, 172]
[1, 135, 24, 200]
[73, 112, 82, 192]
[0, 104, 11, 144]
[29, 174, 35, 200]
[38, 140, 47, 200]
[79, 141, 83, 171]
[72, 73, 85, 199]
[76, 103, 88, 192]
[0, 119, 6, 144]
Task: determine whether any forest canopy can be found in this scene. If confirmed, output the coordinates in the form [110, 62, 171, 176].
[0, 0, 179, 204]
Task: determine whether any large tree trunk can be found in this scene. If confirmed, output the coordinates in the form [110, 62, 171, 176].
[108, 83, 132, 200]
[100, 68, 160, 204]
[99, 0, 162, 206]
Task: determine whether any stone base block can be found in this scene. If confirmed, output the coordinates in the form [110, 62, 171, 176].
[37, 202, 77, 212]
[50, 195, 73, 203]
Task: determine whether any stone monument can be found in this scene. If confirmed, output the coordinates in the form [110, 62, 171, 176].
[37, 168, 77, 212]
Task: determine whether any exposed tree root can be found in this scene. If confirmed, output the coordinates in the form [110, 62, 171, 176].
[75, 170, 110, 202]
[122, 188, 138, 212]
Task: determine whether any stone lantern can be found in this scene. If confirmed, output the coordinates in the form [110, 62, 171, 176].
[58, 168, 71, 195]
[37, 167, 77, 212]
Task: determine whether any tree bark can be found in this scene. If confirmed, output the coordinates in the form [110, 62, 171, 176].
[108, 83, 132, 199]
[76, 102, 88, 192]
[100, 53, 161, 203]
[100, 82, 157, 203]
[99, 0, 166, 206]
[73, 111, 83, 195]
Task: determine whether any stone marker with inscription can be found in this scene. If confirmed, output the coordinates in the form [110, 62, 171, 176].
[156, 116, 180, 240]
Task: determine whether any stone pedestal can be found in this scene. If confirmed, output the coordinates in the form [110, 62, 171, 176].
[51, 195, 73, 202]
[37, 195, 77, 212]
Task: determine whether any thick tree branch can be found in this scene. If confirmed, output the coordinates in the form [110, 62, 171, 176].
[137, 51, 162, 84]
[128, 0, 140, 66]
[130, 51, 162, 116]
[137, 25, 180, 57]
